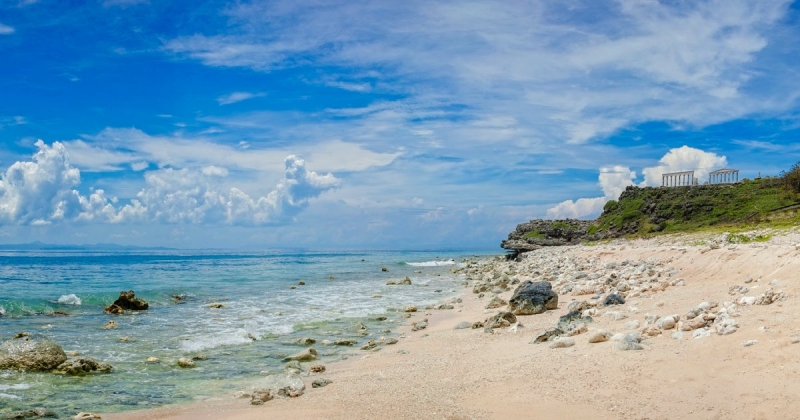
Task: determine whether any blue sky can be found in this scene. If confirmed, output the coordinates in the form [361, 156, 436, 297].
[1, 0, 800, 249]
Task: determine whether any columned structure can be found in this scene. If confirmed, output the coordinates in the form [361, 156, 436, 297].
[709, 169, 739, 184]
[661, 170, 695, 187]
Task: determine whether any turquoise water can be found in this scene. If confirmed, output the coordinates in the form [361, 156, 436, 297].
[0, 250, 488, 417]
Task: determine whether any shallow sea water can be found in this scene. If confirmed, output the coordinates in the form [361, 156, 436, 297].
[0, 250, 490, 417]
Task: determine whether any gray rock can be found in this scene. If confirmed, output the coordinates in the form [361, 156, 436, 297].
[333, 339, 357, 346]
[530, 327, 563, 344]
[0, 334, 67, 372]
[312, 378, 333, 388]
[453, 321, 472, 330]
[692, 329, 712, 339]
[508, 280, 558, 315]
[53, 357, 112, 375]
[615, 340, 644, 351]
[556, 310, 593, 332]
[485, 312, 517, 329]
[742, 340, 758, 347]
[656, 315, 678, 330]
[567, 300, 592, 313]
[295, 337, 316, 346]
[603, 293, 625, 306]
[485, 296, 507, 309]
[250, 388, 273, 405]
[411, 319, 428, 332]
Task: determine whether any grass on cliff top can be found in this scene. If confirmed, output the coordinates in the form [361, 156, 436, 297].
[595, 177, 800, 237]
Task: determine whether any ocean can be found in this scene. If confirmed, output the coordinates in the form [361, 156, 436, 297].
[0, 249, 491, 416]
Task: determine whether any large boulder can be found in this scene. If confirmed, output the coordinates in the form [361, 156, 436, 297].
[508, 281, 558, 315]
[103, 290, 149, 314]
[0, 334, 67, 371]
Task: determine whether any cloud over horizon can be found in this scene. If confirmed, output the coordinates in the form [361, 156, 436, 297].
[0, 141, 339, 226]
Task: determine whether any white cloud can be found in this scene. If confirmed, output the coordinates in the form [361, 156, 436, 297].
[217, 91, 265, 105]
[0, 141, 339, 226]
[640, 146, 727, 186]
[546, 165, 636, 219]
[163, 0, 794, 145]
[547, 146, 728, 218]
[0, 24, 14, 35]
[69, 128, 401, 173]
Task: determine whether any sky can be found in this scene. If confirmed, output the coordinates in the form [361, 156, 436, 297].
[1, 0, 800, 250]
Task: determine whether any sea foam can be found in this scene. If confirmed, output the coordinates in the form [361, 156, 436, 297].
[57, 294, 82, 305]
[407, 260, 456, 267]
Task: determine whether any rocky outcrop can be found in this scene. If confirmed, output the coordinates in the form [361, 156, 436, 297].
[508, 281, 558, 315]
[103, 290, 149, 314]
[0, 334, 67, 371]
[501, 219, 600, 255]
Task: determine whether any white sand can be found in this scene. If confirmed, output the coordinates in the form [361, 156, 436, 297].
[108, 231, 800, 420]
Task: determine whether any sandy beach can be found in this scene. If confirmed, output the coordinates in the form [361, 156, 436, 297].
[108, 230, 800, 420]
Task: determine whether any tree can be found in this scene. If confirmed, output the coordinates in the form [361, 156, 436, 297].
[780, 161, 800, 197]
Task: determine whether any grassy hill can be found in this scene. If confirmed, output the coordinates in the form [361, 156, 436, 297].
[594, 176, 800, 237]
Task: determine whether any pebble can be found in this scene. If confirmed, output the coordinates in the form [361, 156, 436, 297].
[692, 329, 712, 339]
[454, 321, 472, 330]
[742, 340, 758, 347]
[587, 330, 612, 343]
[549, 337, 575, 348]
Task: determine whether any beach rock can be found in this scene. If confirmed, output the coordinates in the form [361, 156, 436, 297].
[206, 303, 225, 309]
[742, 340, 758, 347]
[176, 358, 195, 368]
[587, 330, 612, 343]
[755, 289, 786, 305]
[556, 310, 593, 332]
[603, 311, 627, 321]
[437, 304, 454, 310]
[333, 339, 356, 346]
[564, 323, 588, 336]
[295, 337, 316, 346]
[360, 340, 380, 351]
[549, 337, 575, 348]
[567, 300, 592, 313]
[0, 334, 67, 372]
[485, 296, 507, 309]
[284, 348, 318, 362]
[454, 321, 472, 330]
[411, 319, 428, 331]
[1, 409, 56, 419]
[53, 358, 112, 375]
[312, 378, 333, 388]
[103, 290, 149, 314]
[381, 267, 388, 272]
[1, 408, 57, 419]
[250, 388, 273, 405]
[400, 277, 412, 285]
[530, 327, 563, 344]
[656, 315, 678, 330]
[145, 357, 160, 363]
[624, 320, 640, 330]
[508, 280, 558, 315]
[485, 312, 517, 329]
[276, 382, 305, 398]
[405, 305, 418, 313]
[72, 413, 101, 420]
[714, 315, 739, 335]
[471, 321, 484, 329]
[692, 329, 712, 339]
[308, 364, 325, 373]
[614, 333, 644, 351]
[101, 320, 117, 330]
[603, 293, 625, 306]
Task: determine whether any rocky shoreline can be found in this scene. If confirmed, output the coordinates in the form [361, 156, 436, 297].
[102, 228, 800, 420]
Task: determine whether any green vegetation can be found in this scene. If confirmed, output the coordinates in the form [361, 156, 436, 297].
[593, 175, 800, 237]
[523, 229, 544, 239]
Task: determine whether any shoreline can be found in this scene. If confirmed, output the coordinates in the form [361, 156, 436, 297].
[108, 230, 800, 419]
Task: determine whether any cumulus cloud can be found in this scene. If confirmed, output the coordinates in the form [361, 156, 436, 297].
[547, 166, 637, 219]
[640, 146, 727, 187]
[0, 141, 338, 226]
[547, 146, 728, 218]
